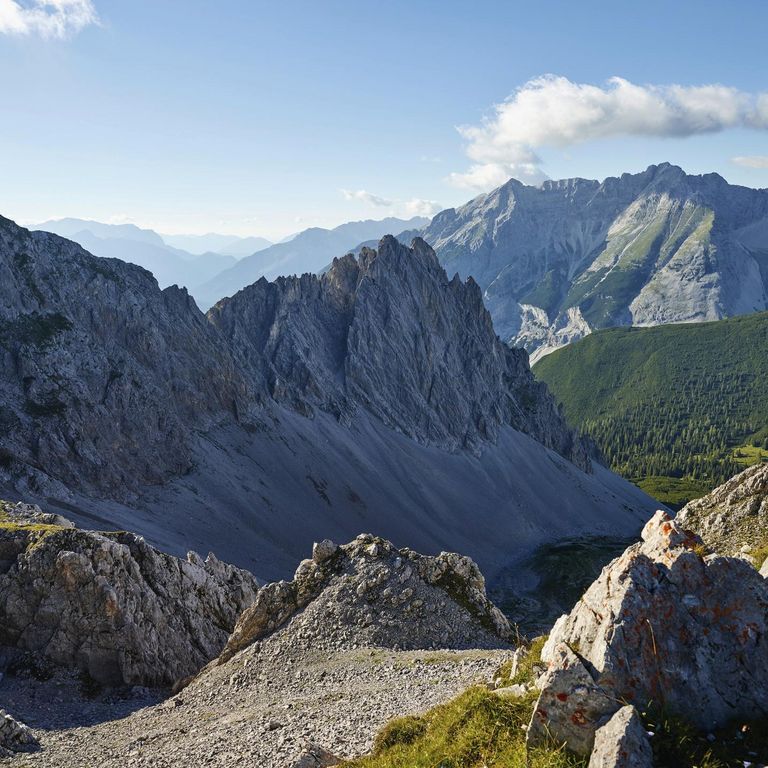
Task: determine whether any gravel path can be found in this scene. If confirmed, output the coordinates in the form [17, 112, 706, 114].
[1, 644, 511, 767]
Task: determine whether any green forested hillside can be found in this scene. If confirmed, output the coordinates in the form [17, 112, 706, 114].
[533, 313, 768, 507]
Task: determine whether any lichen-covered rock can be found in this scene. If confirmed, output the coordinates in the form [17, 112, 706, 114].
[0, 708, 37, 756]
[526, 643, 615, 755]
[214, 533, 512, 667]
[0, 507, 258, 686]
[587, 706, 652, 768]
[677, 462, 768, 555]
[530, 510, 768, 751]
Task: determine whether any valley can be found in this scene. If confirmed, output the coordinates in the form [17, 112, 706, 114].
[534, 312, 768, 507]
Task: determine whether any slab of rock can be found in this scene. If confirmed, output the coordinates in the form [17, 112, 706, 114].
[530, 510, 768, 752]
[0, 708, 37, 756]
[587, 705, 652, 768]
[527, 643, 615, 755]
[0, 508, 258, 686]
[214, 533, 512, 666]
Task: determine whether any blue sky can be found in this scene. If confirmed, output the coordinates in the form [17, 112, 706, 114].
[1, 0, 767, 239]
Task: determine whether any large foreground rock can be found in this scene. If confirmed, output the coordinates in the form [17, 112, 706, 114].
[528, 510, 768, 754]
[214, 533, 512, 667]
[0, 504, 258, 686]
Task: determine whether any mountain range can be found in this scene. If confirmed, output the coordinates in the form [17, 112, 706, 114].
[0, 214, 656, 579]
[421, 163, 768, 360]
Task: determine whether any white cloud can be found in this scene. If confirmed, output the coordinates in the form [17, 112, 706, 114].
[341, 189, 392, 207]
[402, 198, 443, 217]
[732, 155, 768, 169]
[341, 189, 441, 219]
[451, 75, 768, 191]
[0, 0, 98, 38]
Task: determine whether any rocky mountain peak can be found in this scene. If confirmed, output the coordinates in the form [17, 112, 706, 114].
[209, 235, 589, 466]
[422, 164, 768, 359]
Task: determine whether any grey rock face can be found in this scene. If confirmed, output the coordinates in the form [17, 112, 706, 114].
[677, 462, 768, 556]
[0, 214, 660, 582]
[195, 216, 430, 310]
[209, 235, 589, 468]
[420, 163, 768, 357]
[0, 504, 258, 686]
[0, 708, 37, 757]
[0, 215, 246, 498]
[531, 510, 768, 745]
[587, 706, 653, 768]
[214, 533, 511, 667]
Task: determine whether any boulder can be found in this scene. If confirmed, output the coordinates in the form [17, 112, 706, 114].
[587, 705, 652, 768]
[291, 743, 341, 768]
[0, 507, 258, 686]
[526, 643, 615, 755]
[0, 709, 37, 757]
[529, 510, 768, 753]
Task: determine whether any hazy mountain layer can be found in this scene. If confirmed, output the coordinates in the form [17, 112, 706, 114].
[33, 218, 237, 293]
[421, 163, 768, 359]
[195, 216, 430, 309]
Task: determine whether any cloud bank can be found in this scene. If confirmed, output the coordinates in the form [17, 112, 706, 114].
[0, 0, 98, 38]
[732, 155, 768, 169]
[341, 189, 441, 219]
[450, 75, 768, 190]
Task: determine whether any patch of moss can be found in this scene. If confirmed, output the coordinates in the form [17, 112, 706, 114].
[0, 312, 72, 350]
[749, 542, 768, 571]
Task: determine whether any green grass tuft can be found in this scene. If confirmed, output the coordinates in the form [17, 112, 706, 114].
[344, 686, 584, 768]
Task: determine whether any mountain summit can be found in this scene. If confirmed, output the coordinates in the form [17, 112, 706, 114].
[422, 163, 768, 359]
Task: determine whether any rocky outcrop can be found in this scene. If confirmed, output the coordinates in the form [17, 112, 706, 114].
[0, 504, 258, 686]
[214, 533, 511, 667]
[677, 462, 768, 556]
[0, 215, 246, 498]
[528, 510, 768, 754]
[209, 235, 589, 468]
[587, 706, 652, 768]
[0, 709, 37, 757]
[421, 163, 768, 357]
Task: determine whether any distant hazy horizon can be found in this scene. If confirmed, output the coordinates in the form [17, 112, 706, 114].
[2, 0, 768, 239]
